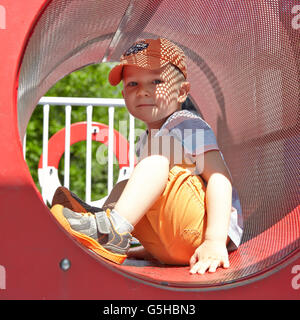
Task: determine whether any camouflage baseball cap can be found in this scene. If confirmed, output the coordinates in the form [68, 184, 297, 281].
[108, 38, 187, 86]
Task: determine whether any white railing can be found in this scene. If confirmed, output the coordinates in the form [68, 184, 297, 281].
[27, 96, 136, 206]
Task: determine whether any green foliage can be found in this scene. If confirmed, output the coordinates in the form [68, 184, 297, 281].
[25, 63, 146, 202]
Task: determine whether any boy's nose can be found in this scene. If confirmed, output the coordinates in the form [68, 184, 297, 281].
[136, 85, 150, 97]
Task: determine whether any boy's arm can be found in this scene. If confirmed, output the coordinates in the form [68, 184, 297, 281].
[190, 150, 232, 274]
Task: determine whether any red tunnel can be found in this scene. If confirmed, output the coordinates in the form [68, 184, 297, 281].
[0, 0, 299, 299]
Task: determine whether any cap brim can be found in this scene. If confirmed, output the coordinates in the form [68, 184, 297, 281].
[108, 64, 124, 86]
[108, 57, 170, 86]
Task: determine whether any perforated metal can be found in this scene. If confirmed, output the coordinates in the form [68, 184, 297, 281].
[17, 0, 300, 287]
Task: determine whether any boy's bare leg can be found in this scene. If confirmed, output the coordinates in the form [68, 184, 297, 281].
[112, 155, 169, 226]
[101, 156, 168, 261]
[98, 155, 169, 261]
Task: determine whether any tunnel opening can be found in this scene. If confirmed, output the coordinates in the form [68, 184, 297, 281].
[16, 0, 300, 290]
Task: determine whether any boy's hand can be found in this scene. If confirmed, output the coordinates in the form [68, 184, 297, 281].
[189, 239, 229, 274]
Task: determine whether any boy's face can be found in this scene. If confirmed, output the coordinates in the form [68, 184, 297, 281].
[122, 64, 190, 130]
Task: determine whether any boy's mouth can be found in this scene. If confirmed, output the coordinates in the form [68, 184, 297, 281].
[136, 104, 156, 108]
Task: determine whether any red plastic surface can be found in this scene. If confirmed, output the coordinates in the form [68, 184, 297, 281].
[0, 0, 299, 299]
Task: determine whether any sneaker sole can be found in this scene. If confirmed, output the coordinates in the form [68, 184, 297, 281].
[50, 204, 127, 265]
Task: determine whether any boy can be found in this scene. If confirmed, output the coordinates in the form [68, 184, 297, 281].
[51, 38, 243, 274]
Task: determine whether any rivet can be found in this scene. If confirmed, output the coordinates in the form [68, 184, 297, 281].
[59, 258, 71, 271]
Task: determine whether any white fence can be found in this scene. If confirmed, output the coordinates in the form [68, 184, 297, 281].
[25, 97, 136, 207]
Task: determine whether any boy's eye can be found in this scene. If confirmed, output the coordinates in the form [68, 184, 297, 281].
[153, 79, 162, 84]
[127, 81, 138, 87]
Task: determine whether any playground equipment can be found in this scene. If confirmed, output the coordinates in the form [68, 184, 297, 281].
[37, 120, 134, 206]
[0, 0, 299, 299]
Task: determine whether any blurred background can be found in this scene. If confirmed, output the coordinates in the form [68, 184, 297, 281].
[25, 62, 146, 202]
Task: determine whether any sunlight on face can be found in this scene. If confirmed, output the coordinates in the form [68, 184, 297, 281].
[155, 64, 184, 108]
[122, 63, 188, 130]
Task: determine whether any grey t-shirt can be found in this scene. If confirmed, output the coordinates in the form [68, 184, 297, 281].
[136, 109, 243, 250]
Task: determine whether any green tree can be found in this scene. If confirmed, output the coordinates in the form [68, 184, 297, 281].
[26, 63, 146, 203]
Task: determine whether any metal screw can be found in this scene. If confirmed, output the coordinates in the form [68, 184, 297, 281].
[59, 258, 71, 271]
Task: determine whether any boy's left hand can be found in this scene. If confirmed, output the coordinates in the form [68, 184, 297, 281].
[189, 239, 229, 274]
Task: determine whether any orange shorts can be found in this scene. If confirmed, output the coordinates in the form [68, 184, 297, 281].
[132, 165, 207, 265]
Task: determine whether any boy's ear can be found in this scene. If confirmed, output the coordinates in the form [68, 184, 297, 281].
[178, 81, 190, 103]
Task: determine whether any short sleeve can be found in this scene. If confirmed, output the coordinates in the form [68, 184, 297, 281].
[156, 110, 219, 156]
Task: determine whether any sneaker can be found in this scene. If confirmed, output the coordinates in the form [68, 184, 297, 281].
[62, 207, 98, 239]
[52, 186, 102, 214]
[50, 204, 131, 264]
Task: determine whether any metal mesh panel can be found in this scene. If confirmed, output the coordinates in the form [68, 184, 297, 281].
[17, 0, 300, 287]
[18, 0, 131, 139]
